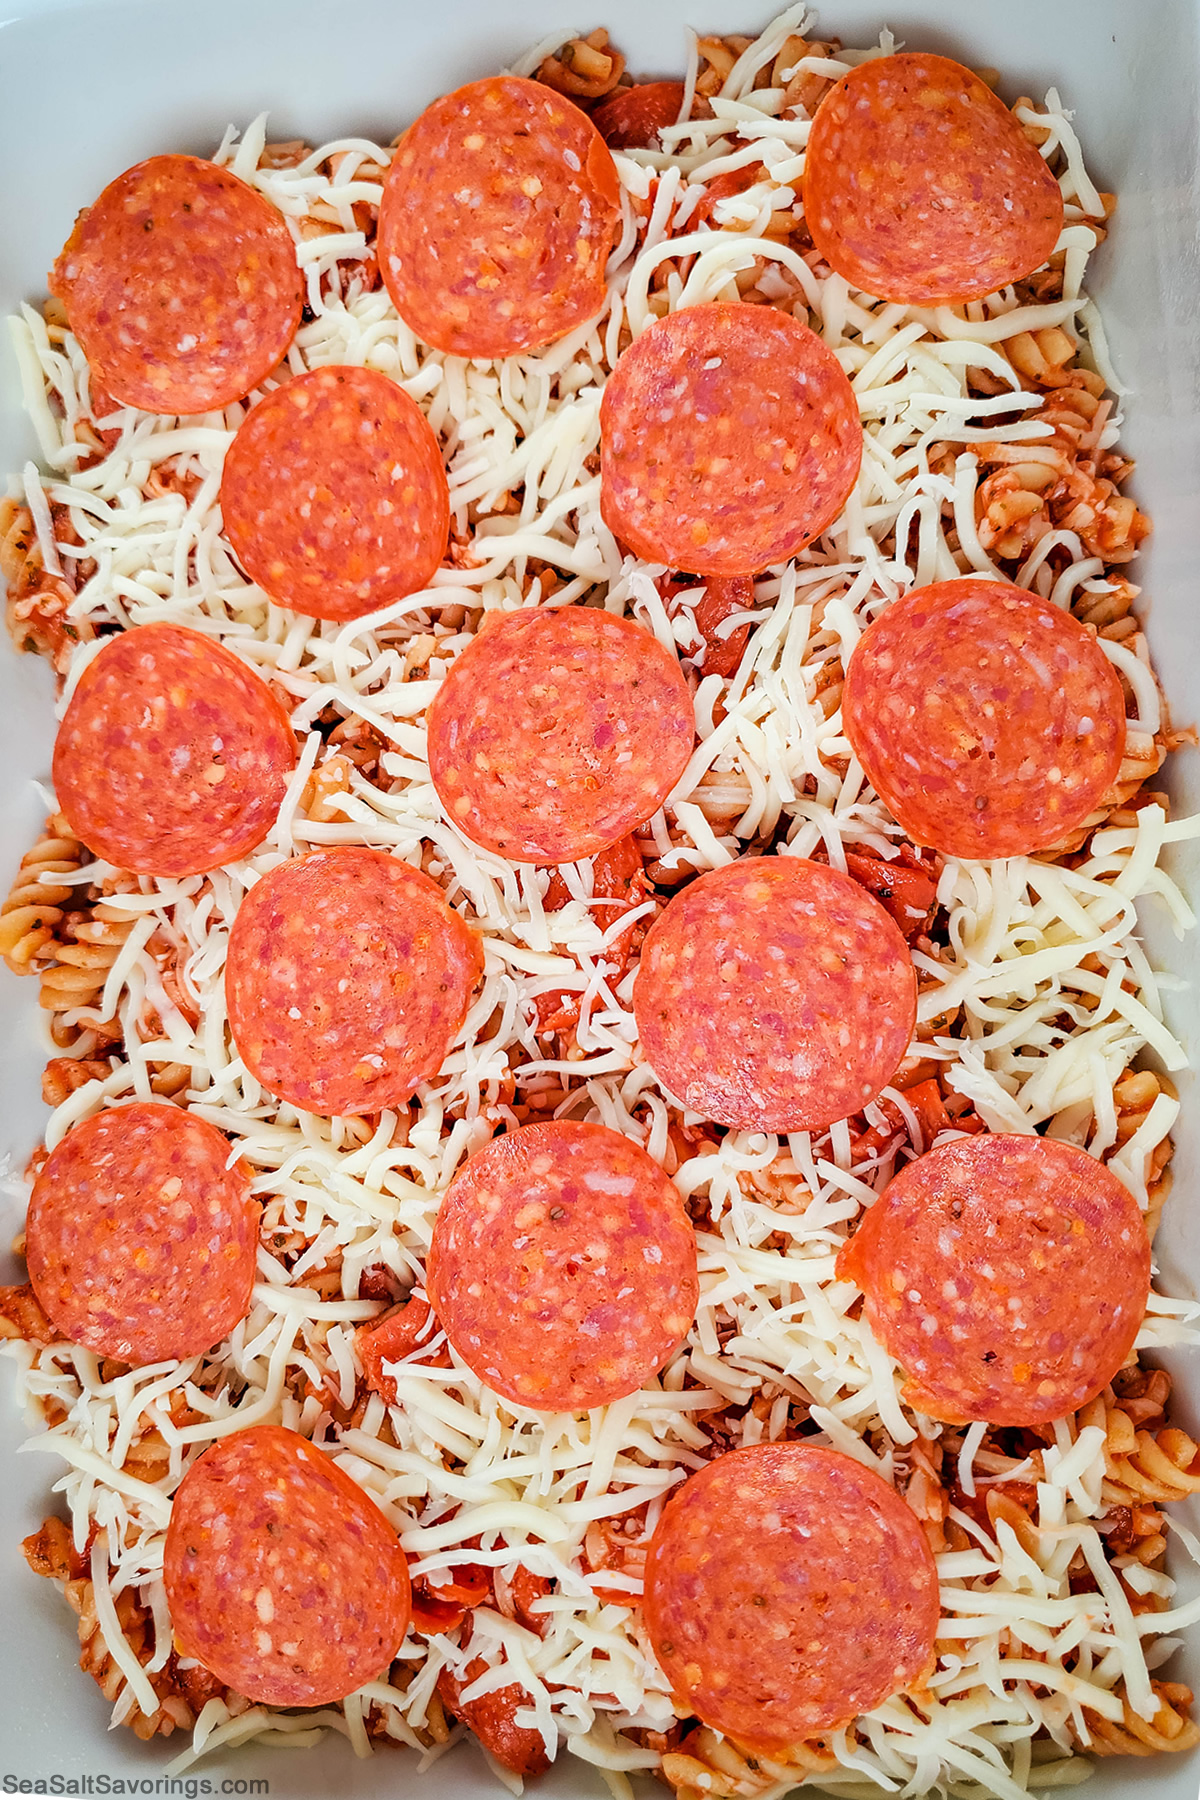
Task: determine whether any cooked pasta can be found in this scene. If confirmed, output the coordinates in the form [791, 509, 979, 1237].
[536, 28, 627, 99]
[1084, 1681, 1200, 1758]
[3, 7, 1200, 1796]
[1097, 1416, 1200, 1507]
[0, 813, 85, 974]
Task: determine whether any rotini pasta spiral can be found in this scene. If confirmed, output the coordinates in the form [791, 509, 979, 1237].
[0, 494, 33, 585]
[69, 1575, 202, 1739]
[0, 497, 90, 673]
[661, 1724, 835, 1799]
[1077, 1379, 1200, 1505]
[973, 373, 1150, 570]
[0, 1283, 63, 1343]
[0, 814, 85, 973]
[770, 35, 841, 117]
[22, 1519, 225, 1740]
[0, 814, 163, 1069]
[22, 1511, 450, 1750]
[40, 1055, 112, 1107]
[984, 1486, 1044, 1560]
[16, 865, 198, 1089]
[1084, 1680, 1200, 1757]
[300, 749, 357, 824]
[1104, 1420, 1200, 1506]
[21, 1515, 81, 1581]
[535, 28, 625, 99]
[37, 902, 137, 1037]
[1113, 1066, 1177, 1241]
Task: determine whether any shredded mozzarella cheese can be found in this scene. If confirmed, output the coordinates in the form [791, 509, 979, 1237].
[4, 8, 1198, 1795]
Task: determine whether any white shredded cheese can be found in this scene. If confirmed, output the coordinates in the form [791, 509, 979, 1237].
[2, 12, 1195, 1796]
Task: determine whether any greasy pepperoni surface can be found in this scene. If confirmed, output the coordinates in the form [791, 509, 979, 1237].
[600, 302, 862, 575]
[426, 1121, 698, 1412]
[53, 623, 296, 878]
[26, 1104, 256, 1365]
[633, 856, 916, 1132]
[225, 847, 483, 1117]
[163, 1424, 411, 1705]
[842, 579, 1126, 859]
[837, 1134, 1151, 1426]
[379, 76, 621, 358]
[427, 606, 695, 864]
[591, 82, 686, 150]
[220, 365, 449, 622]
[804, 54, 1064, 305]
[51, 155, 302, 414]
[644, 1443, 939, 1748]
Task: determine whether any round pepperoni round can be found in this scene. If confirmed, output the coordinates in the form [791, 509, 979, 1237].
[644, 1442, 939, 1749]
[426, 1121, 698, 1412]
[26, 1104, 256, 1365]
[220, 364, 450, 623]
[225, 847, 482, 1117]
[51, 155, 303, 415]
[53, 623, 296, 878]
[379, 76, 621, 358]
[837, 1134, 1150, 1426]
[591, 82, 686, 150]
[427, 606, 695, 864]
[804, 54, 1064, 305]
[164, 1424, 411, 1705]
[842, 579, 1126, 860]
[633, 856, 916, 1133]
[600, 302, 862, 576]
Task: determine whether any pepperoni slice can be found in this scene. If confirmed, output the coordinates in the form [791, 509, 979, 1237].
[219, 365, 449, 623]
[53, 623, 296, 878]
[600, 302, 862, 575]
[633, 856, 915, 1133]
[163, 1424, 411, 1705]
[378, 76, 621, 358]
[26, 1104, 256, 1365]
[591, 82, 686, 150]
[837, 1134, 1151, 1426]
[842, 579, 1126, 860]
[804, 54, 1064, 305]
[427, 607, 695, 864]
[426, 1121, 698, 1412]
[644, 1443, 939, 1748]
[226, 847, 482, 1117]
[51, 155, 302, 415]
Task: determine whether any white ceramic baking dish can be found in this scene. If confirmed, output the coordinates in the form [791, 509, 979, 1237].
[1, 0, 1198, 1793]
